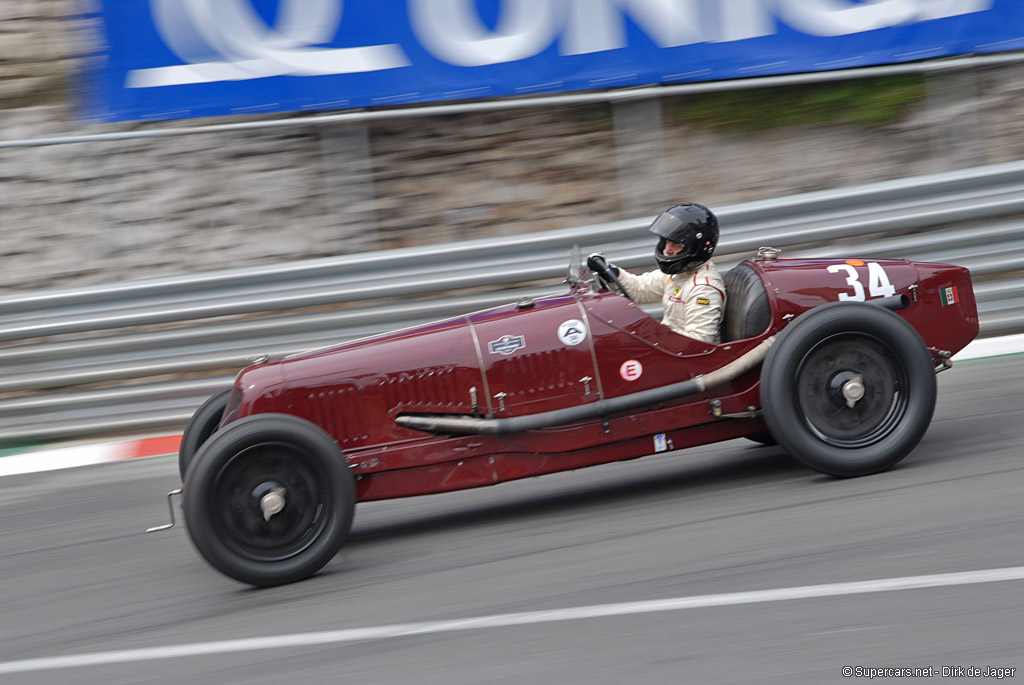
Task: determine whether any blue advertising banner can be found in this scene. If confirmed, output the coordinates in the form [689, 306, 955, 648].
[83, 0, 1024, 122]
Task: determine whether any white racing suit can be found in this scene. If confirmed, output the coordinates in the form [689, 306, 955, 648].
[616, 261, 726, 344]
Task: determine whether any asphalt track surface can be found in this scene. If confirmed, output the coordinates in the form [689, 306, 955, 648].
[0, 354, 1021, 684]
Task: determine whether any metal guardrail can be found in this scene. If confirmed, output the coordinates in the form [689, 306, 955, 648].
[2, 159, 1024, 447]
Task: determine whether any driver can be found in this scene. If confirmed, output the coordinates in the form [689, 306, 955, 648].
[587, 203, 726, 344]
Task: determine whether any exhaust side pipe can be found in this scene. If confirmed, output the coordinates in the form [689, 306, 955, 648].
[396, 336, 775, 436]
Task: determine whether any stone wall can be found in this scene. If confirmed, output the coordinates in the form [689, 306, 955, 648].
[2, 1, 1024, 293]
[0, 0, 77, 104]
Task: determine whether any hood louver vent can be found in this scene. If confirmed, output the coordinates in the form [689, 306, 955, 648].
[384, 366, 463, 411]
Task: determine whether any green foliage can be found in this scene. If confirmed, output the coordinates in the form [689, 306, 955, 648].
[666, 75, 926, 132]
[563, 103, 614, 133]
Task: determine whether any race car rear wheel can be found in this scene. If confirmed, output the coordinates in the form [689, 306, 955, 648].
[761, 302, 936, 477]
[178, 389, 232, 481]
[183, 414, 355, 587]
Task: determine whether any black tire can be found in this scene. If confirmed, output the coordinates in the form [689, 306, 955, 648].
[183, 414, 356, 587]
[178, 389, 232, 481]
[745, 431, 777, 446]
[760, 302, 936, 477]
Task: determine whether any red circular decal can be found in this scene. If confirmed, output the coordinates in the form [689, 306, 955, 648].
[619, 359, 643, 381]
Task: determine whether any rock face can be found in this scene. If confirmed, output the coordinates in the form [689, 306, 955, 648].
[2, 1, 1024, 293]
[0, 0, 74, 104]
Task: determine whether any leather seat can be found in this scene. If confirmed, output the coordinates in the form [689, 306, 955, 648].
[721, 264, 771, 342]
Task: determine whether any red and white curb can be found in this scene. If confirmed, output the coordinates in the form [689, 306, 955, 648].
[0, 334, 1020, 479]
[0, 435, 181, 478]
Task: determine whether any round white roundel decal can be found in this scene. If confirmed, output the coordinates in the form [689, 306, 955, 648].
[557, 319, 587, 346]
[619, 359, 643, 381]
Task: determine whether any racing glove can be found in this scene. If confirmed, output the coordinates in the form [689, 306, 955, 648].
[586, 252, 619, 278]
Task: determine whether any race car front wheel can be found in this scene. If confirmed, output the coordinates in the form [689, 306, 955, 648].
[183, 414, 355, 587]
[178, 389, 231, 481]
[760, 302, 936, 477]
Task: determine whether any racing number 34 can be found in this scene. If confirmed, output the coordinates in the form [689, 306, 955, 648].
[826, 262, 896, 301]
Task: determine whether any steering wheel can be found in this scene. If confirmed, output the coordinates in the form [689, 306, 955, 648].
[598, 266, 632, 302]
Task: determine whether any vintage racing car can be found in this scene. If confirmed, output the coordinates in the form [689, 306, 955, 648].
[162, 247, 979, 586]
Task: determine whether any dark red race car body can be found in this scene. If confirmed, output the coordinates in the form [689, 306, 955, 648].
[219, 256, 978, 502]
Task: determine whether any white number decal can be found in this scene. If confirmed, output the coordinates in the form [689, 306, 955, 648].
[866, 261, 896, 298]
[827, 262, 895, 301]
[827, 264, 864, 301]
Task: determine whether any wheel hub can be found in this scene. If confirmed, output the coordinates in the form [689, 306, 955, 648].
[796, 337, 903, 446]
[210, 444, 331, 562]
[250, 480, 288, 522]
[260, 487, 287, 522]
[840, 374, 865, 408]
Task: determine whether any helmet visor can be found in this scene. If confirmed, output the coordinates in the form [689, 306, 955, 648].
[649, 212, 690, 244]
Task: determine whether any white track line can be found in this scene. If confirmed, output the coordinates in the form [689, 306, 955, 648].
[2, 565, 1023, 675]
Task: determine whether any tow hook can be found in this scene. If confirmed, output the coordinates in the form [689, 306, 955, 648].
[146, 488, 182, 533]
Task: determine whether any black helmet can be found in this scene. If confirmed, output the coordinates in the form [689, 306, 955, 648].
[649, 203, 719, 274]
